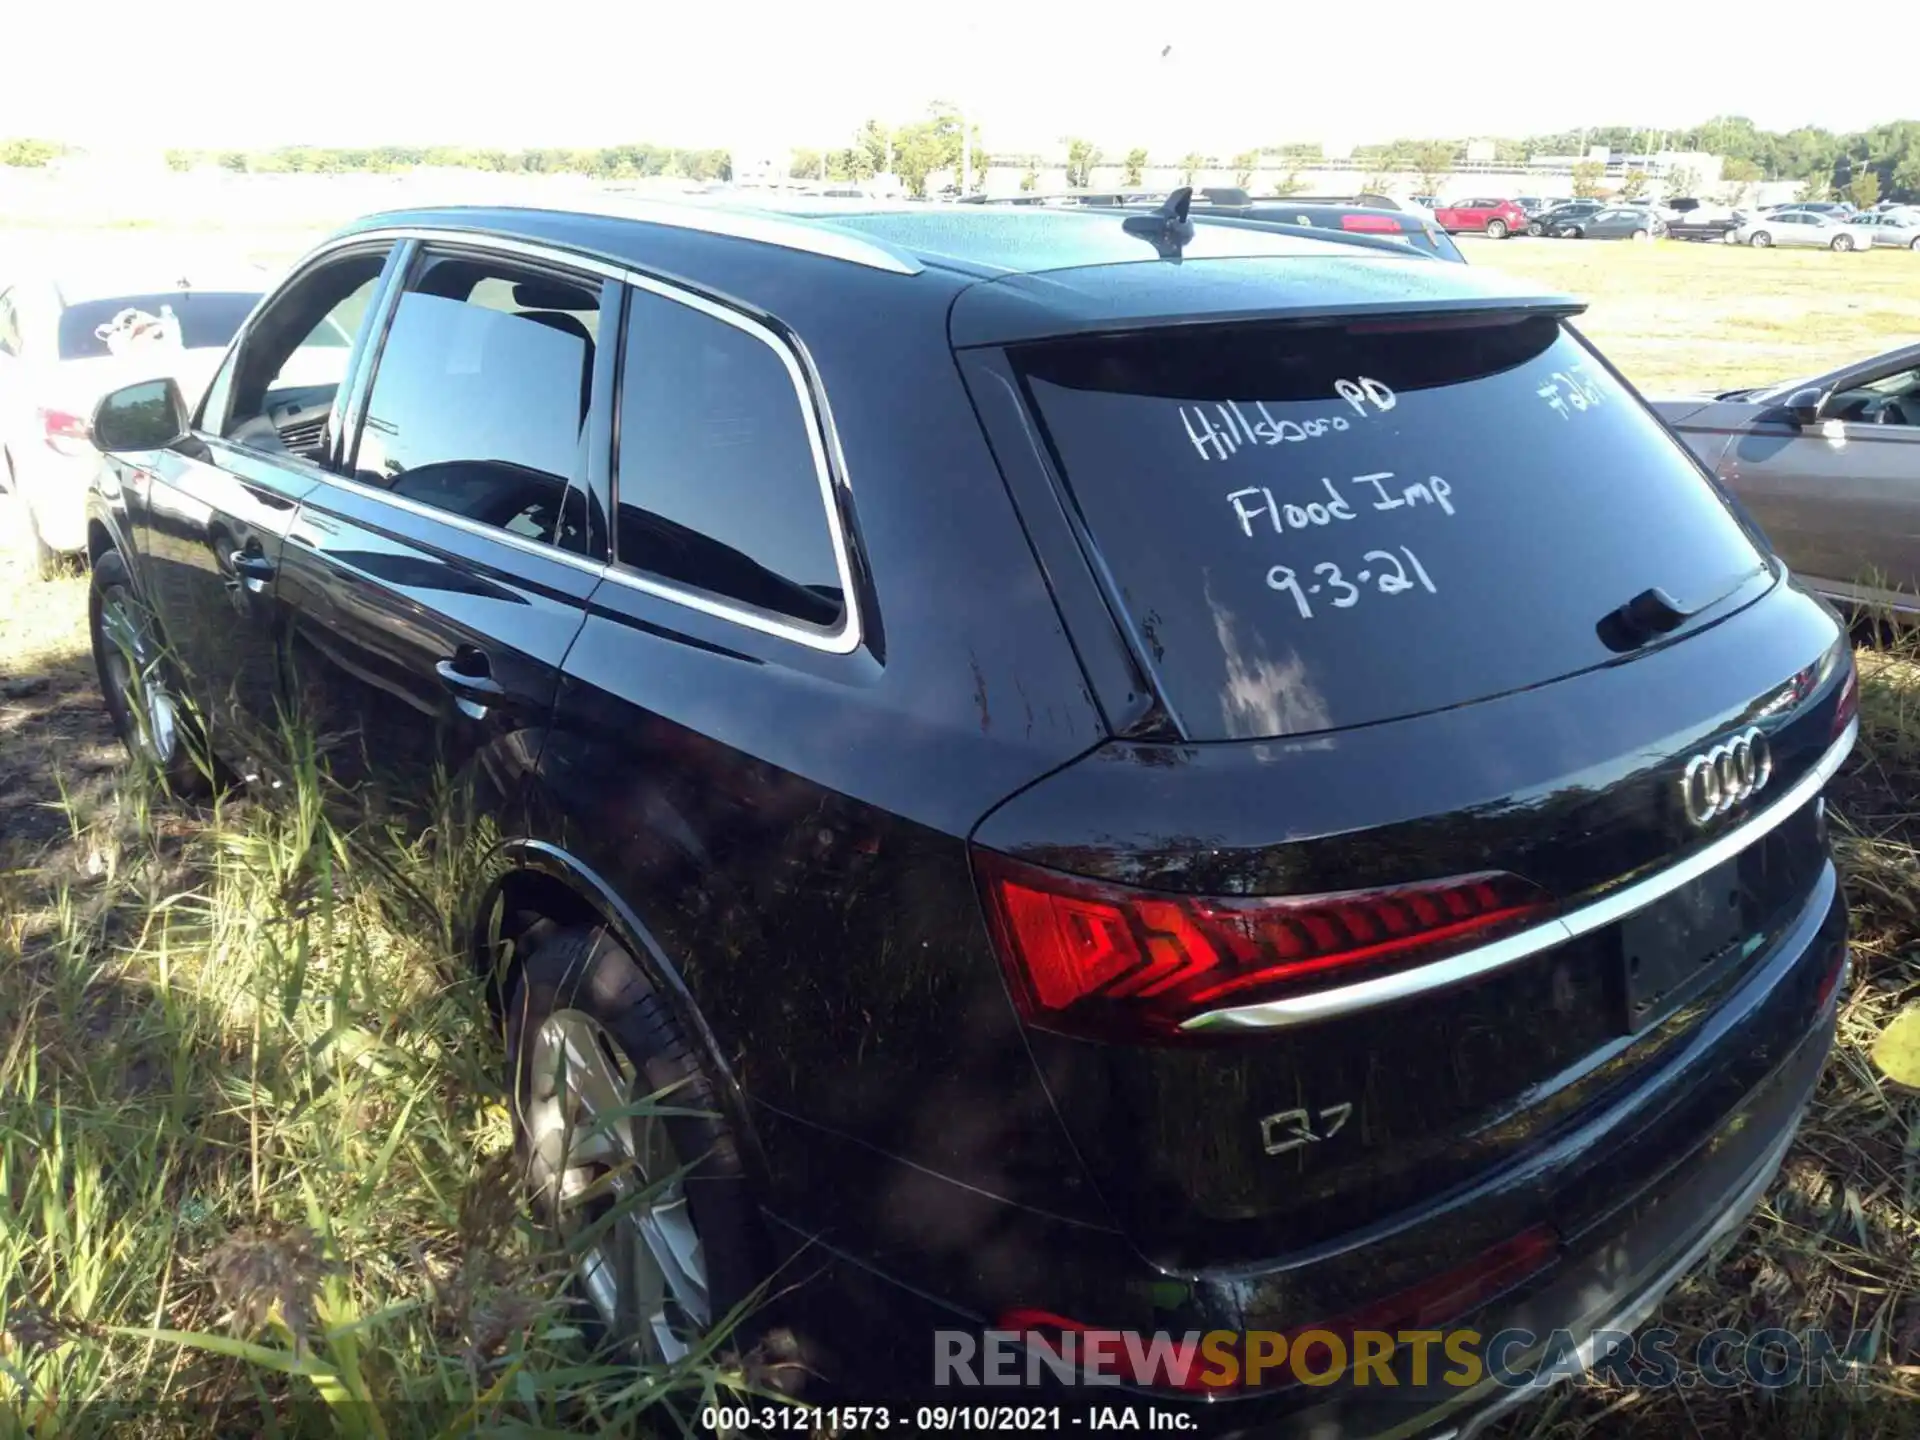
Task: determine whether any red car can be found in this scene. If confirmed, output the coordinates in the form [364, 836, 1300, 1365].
[1433, 196, 1529, 238]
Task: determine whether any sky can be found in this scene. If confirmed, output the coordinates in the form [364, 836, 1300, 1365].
[4, 0, 1902, 157]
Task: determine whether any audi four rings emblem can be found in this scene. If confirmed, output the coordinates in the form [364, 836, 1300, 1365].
[1680, 728, 1773, 827]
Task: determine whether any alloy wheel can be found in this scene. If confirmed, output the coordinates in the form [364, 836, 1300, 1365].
[523, 1009, 711, 1362]
[98, 585, 181, 767]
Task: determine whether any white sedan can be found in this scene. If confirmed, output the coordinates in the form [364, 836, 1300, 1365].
[0, 261, 269, 576]
[1850, 209, 1920, 250]
[1733, 211, 1877, 252]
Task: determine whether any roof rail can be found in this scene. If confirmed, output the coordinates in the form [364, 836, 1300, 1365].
[590, 196, 929, 276]
[358, 197, 927, 277]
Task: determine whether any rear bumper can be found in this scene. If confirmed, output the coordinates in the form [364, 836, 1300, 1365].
[10, 444, 97, 553]
[767, 870, 1845, 1436]
[1273, 932, 1837, 1440]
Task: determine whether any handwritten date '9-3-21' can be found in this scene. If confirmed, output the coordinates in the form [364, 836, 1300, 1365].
[1268, 548, 1438, 620]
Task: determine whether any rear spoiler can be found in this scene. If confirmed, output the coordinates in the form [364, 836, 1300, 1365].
[949, 262, 1587, 347]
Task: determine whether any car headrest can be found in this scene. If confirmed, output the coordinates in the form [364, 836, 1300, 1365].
[517, 310, 593, 346]
[513, 280, 595, 312]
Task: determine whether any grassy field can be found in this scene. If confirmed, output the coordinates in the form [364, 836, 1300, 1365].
[0, 558, 766, 1436]
[1461, 234, 1920, 395]
[0, 226, 1918, 1437]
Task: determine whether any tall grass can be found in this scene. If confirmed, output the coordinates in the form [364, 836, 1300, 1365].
[0, 737, 744, 1437]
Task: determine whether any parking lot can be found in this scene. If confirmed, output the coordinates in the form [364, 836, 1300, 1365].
[1454, 232, 1920, 393]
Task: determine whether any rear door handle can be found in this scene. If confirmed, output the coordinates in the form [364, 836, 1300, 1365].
[435, 657, 506, 718]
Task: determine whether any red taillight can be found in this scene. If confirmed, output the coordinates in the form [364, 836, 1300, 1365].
[1833, 661, 1859, 738]
[975, 852, 1550, 1041]
[39, 407, 92, 455]
[1340, 213, 1400, 233]
[995, 1224, 1558, 1393]
[1320, 1224, 1559, 1336]
[1814, 945, 1848, 1011]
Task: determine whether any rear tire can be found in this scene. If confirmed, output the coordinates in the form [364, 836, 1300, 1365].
[1831, 234, 1853, 252]
[1910, 235, 1920, 251]
[1632, 229, 1649, 242]
[1486, 218, 1509, 239]
[1751, 230, 1773, 247]
[506, 927, 765, 1368]
[1526, 221, 1544, 237]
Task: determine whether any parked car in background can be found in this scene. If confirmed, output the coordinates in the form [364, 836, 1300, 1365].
[0, 262, 271, 576]
[1573, 207, 1666, 240]
[1184, 198, 1467, 261]
[1410, 193, 1440, 209]
[961, 191, 1469, 263]
[1283, 192, 1422, 214]
[1849, 210, 1920, 249]
[1433, 196, 1529, 237]
[1735, 211, 1875, 251]
[1514, 196, 1550, 215]
[1653, 341, 1920, 614]
[1666, 207, 1749, 242]
[80, 198, 1855, 1434]
[1764, 202, 1853, 219]
[1529, 200, 1604, 236]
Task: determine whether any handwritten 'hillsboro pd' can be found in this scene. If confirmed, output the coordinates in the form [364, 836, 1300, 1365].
[1181, 376, 1397, 462]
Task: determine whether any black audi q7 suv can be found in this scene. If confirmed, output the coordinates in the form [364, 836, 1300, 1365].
[82, 194, 1856, 1436]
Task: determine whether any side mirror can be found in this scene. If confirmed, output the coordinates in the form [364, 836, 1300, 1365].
[1782, 386, 1825, 428]
[91, 377, 190, 454]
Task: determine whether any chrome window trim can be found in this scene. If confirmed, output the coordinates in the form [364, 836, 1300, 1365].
[280, 227, 864, 655]
[312, 468, 611, 580]
[1181, 716, 1859, 1033]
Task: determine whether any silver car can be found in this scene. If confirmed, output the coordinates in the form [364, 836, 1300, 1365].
[1652, 342, 1920, 614]
[1733, 211, 1876, 251]
[1848, 210, 1920, 250]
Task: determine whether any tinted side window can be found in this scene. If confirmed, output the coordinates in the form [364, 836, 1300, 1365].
[614, 286, 844, 631]
[354, 255, 603, 548]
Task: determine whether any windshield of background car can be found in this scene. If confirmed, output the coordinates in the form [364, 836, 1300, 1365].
[1015, 312, 1772, 741]
[57, 291, 261, 361]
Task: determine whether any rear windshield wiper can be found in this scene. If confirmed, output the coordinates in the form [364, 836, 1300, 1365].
[1597, 567, 1762, 653]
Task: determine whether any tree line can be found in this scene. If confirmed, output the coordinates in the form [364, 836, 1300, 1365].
[3, 113, 1917, 204]
[1027, 118, 1920, 205]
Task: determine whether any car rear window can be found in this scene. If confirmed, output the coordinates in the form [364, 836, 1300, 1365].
[1015, 313, 1770, 741]
[58, 291, 260, 361]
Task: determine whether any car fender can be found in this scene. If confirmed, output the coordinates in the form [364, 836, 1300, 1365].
[465, 834, 769, 1176]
